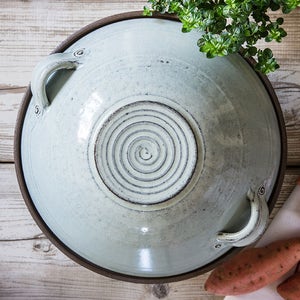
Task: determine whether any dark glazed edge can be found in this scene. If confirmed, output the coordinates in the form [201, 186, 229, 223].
[14, 11, 287, 283]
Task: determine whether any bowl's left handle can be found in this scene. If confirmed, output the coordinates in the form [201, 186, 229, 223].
[31, 49, 85, 113]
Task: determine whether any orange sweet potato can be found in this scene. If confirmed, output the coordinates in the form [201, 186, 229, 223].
[277, 272, 300, 300]
[204, 238, 300, 296]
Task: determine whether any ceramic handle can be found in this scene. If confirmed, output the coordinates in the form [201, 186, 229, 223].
[216, 185, 269, 247]
[31, 49, 85, 112]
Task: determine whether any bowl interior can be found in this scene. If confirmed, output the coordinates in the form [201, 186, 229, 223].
[16, 15, 285, 282]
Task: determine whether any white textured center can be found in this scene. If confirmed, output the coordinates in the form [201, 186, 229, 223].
[93, 101, 198, 205]
[140, 147, 152, 160]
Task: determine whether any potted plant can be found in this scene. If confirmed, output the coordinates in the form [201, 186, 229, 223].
[144, 0, 300, 74]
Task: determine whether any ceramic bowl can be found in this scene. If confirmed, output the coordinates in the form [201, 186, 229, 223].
[15, 12, 286, 282]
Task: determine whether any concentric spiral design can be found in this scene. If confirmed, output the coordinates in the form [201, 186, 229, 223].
[92, 100, 200, 206]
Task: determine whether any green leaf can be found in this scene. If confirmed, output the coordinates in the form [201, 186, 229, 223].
[143, 6, 152, 16]
[276, 17, 284, 25]
[256, 49, 279, 74]
[270, 1, 281, 11]
[247, 46, 258, 56]
[262, 48, 273, 59]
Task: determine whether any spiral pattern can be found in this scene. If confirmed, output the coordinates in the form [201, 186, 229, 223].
[93, 101, 198, 205]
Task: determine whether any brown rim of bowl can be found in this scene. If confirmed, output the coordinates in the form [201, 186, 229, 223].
[14, 11, 287, 283]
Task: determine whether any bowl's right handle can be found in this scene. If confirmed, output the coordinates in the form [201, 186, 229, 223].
[216, 184, 269, 247]
[31, 49, 86, 113]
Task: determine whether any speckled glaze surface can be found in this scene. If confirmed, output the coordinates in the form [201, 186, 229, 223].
[16, 13, 285, 281]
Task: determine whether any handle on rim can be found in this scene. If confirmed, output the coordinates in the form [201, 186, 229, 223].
[31, 49, 85, 112]
[216, 184, 269, 247]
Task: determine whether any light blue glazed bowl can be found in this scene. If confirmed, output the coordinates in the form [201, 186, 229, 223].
[14, 12, 286, 282]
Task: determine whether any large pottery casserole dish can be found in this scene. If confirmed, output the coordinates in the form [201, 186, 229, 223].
[14, 12, 286, 282]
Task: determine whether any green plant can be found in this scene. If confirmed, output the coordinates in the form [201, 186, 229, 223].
[144, 0, 300, 74]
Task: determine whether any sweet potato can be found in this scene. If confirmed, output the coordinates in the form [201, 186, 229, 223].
[277, 272, 300, 300]
[204, 238, 300, 295]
